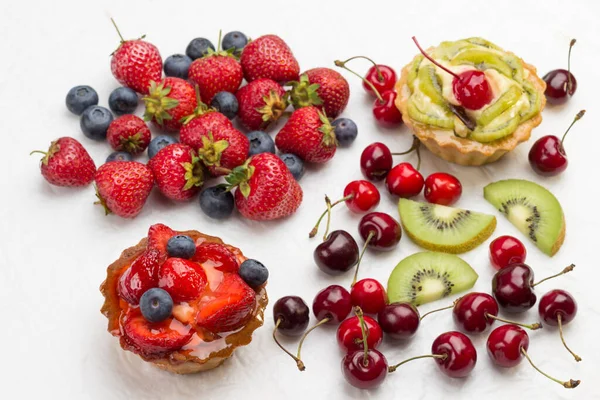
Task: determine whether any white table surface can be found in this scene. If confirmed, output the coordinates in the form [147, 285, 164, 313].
[2, 0, 599, 398]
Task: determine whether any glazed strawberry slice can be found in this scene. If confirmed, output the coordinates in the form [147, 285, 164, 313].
[122, 309, 193, 355]
[192, 242, 239, 272]
[147, 223, 175, 257]
[117, 249, 161, 305]
[158, 258, 208, 303]
[197, 274, 256, 333]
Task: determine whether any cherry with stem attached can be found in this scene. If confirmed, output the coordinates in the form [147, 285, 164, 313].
[538, 289, 581, 362]
[377, 302, 421, 340]
[335, 56, 397, 96]
[361, 136, 421, 182]
[386, 137, 424, 198]
[543, 39, 577, 105]
[272, 296, 311, 370]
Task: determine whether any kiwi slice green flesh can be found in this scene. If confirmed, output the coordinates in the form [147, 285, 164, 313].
[398, 199, 497, 254]
[520, 81, 543, 121]
[417, 65, 447, 107]
[387, 252, 478, 306]
[470, 108, 521, 143]
[451, 49, 514, 78]
[484, 179, 565, 256]
[406, 97, 454, 130]
[477, 85, 523, 126]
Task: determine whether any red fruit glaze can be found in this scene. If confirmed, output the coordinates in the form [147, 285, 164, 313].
[364, 65, 397, 96]
[193, 242, 240, 272]
[313, 285, 352, 324]
[111, 39, 162, 95]
[336, 315, 383, 352]
[386, 163, 424, 198]
[360, 142, 393, 181]
[343, 180, 380, 213]
[358, 212, 402, 251]
[118, 249, 161, 304]
[107, 115, 151, 154]
[188, 55, 243, 103]
[489, 235, 527, 270]
[432, 331, 477, 378]
[424, 172, 462, 206]
[351, 279, 387, 314]
[377, 303, 420, 340]
[158, 257, 208, 302]
[35, 137, 96, 187]
[342, 349, 388, 389]
[236, 78, 287, 130]
[147, 223, 175, 257]
[487, 324, 528, 368]
[452, 292, 499, 333]
[304, 67, 350, 118]
[538, 289, 577, 326]
[122, 309, 193, 355]
[143, 77, 197, 132]
[373, 90, 403, 128]
[240, 35, 300, 83]
[453, 70, 493, 110]
[148, 143, 204, 201]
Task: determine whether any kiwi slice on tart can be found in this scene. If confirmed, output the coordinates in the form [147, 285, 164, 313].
[387, 252, 478, 305]
[477, 85, 524, 126]
[450, 49, 517, 79]
[417, 65, 447, 107]
[407, 55, 424, 91]
[483, 179, 565, 256]
[406, 95, 454, 130]
[470, 108, 521, 143]
[398, 199, 496, 254]
[519, 81, 543, 121]
[464, 37, 501, 50]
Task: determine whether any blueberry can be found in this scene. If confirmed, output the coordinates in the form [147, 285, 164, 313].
[148, 135, 178, 159]
[332, 118, 358, 147]
[222, 31, 248, 53]
[210, 91, 238, 119]
[186, 38, 215, 60]
[108, 87, 138, 115]
[164, 54, 193, 79]
[199, 186, 235, 219]
[66, 85, 98, 115]
[279, 153, 305, 181]
[140, 288, 173, 323]
[247, 131, 275, 156]
[239, 259, 269, 288]
[106, 151, 133, 163]
[167, 235, 196, 259]
[80, 106, 113, 141]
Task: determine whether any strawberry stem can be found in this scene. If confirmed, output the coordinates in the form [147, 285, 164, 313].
[334, 60, 384, 103]
[110, 18, 125, 43]
[412, 36, 458, 79]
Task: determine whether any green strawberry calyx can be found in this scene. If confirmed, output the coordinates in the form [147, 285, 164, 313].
[201, 30, 239, 60]
[110, 18, 147, 55]
[257, 90, 288, 126]
[30, 140, 60, 165]
[318, 111, 337, 148]
[119, 132, 145, 154]
[181, 85, 215, 125]
[143, 81, 180, 126]
[197, 132, 230, 167]
[287, 74, 323, 109]
[225, 160, 256, 198]
[181, 153, 205, 191]
[94, 185, 112, 216]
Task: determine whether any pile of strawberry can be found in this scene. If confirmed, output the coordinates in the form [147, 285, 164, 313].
[33, 22, 359, 221]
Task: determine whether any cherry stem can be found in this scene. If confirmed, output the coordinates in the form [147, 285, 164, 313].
[334, 60, 384, 103]
[567, 39, 576, 92]
[419, 301, 456, 321]
[309, 195, 353, 238]
[485, 314, 542, 330]
[323, 196, 333, 241]
[352, 231, 375, 287]
[391, 136, 422, 171]
[520, 348, 580, 389]
[388, 354, 447, 373]
[412, 36, 458, 79]
[295, 317, 330, 371]
[561, 110, 585, 145]
[337, 56, 384, 81]
[272, 318, 305, 371]
[557, 313, 582, 362]
[354, 307, 370, 366]
[532, 264, 575, 287]
[110, 18, 125, 42]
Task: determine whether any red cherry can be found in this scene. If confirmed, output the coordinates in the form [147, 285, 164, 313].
[377, 303, 420, 340]
[543, 39, 577, 105]
[314, 230, 359, 276]
[351, 278, 388, 314]
[312, 285, 352, 324]
[386, 162, 424, 198]
[358, 212, 402, 251]
[487, 324, 580, 388]
[118, 249, 161, 305]
[337, 315, 383, 352]
[423, 172, 462, 206]
[539, 289, 581, 362]
[360, 142, 393, 181]
[342, 349, 388, 389]
[364, 64, 397, 96]
[158, 257, 208, 303]
[528, 110, 584, 176]
[489, 235, 527, 270]
[373, 90, 403, 128]
[343, 180, 381, 213]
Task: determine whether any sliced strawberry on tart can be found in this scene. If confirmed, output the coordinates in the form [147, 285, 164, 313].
[100, 223, 268, 374]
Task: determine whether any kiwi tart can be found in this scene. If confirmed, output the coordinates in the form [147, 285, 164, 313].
[396, 37, 546, 166]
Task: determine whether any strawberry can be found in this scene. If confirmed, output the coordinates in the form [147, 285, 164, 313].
[196, 273, 256, 333]
[188, 48, 243, 103]
[143, 78, 197, 132]
[236, 78, 287, 130]
[158, 257, 208, 303]
[226, 153, 303, 220]
[289, 68, 350, 118]
[180, 109, 233, 149]
[106, 115, 151, 154]
[118, 248, 161, 304]
[240, 35, 300, 83]
[275, 106, 337, 163]
[148, 143, 204, 201]
[110, 20, 162, 95]
[32, 137, 96, 187]
[196, 128, 249, 176]
[95, 161, 154, 218]
[192, 243, 239, 272]
[122, 308, 193, 355]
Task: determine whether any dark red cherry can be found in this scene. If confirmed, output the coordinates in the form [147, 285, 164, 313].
[543, 39, 577, 105]
[423, 172, 462, 206]
[342, 349, 388, 389]
[360, 142, 393, 181]
[489, 235, 527, 270]
[358, 212, 402, 251]
[373, 90, 403, 128]
[337, 315, 383, 352]
[386, 162, 424, 198]
[351, 278, 387, 314]
[539, 289, 581, 362]
[314, 230, 359, 275]
[364, 64, 397, 96]
[343, 180, 381, 213]
[273, 296, 310, 336]
[313, 285, 352, 324]
[377, 302, 420, 340]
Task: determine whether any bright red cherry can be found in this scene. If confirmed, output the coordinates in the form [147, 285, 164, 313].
[351, 278, 388, 314]
[360, 142, 393, 181]
[388, 331, 477, 378]
[543, 39, 577, 105]
[386, 162, 424, 198]
[413, 37, 492, 110]
[528, 110, 584, 176]
[423, 172, 462, 206]
[342, 348, 388, 389]
[377, 303, 420, 340]
[364, 64, 397, 96]
[337, 315, 383, 352]
[358, 212, 402, 251]
[489, 235, 527, 270]
[372, 90, 403, 128]
[487, 324, 580, 389]
[539, 289, 581, 362]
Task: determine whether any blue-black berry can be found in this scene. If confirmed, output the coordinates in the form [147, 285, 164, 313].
[167, 235, 196, 259]
[108, 87, 138, 115]
[199, 186, 235, 220]
[222, 31, 248, 53]
[239, 259, 269, 288]
[279, 153, 305, 181]
[80, 106, 113, 141]
[211, 91, 238, 119]
[332, 118, 358, 147]
[186, 38, 215, 60]
[247, 131, 275, 156]
[66, 85, 98, 115]
[164, 54, 193, 79]
[106, 151, 133, 163]
[140, 288, 173, 323]
[148, 135, 178, 159]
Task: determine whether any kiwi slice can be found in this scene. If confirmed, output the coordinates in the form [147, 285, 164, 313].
[417, 65, 447, 107]
[406, 96, 454, 129]
[470, 108, 521, 143]
[398, 199, 497, 254]
[464, 37, 501, 50]
[407, 55, 424, 92]
[430, 40, 475, 60]
[519, 81, 543, 121]
[451, 49, 516, 79]
[387, 252, 478, 306]
[477, 85, 523, 126]
[484, 179, 566, 256]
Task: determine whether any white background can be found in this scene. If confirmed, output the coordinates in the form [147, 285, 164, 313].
[1, 0, 600, 399]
